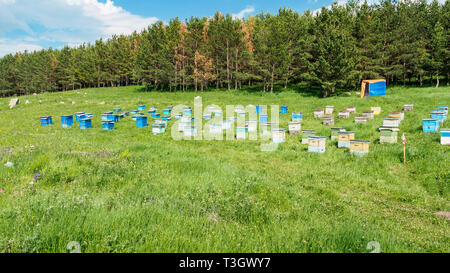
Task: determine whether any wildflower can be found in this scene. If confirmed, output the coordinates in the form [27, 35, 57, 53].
[0, 189, 5, 194]
[4, 162, 13, 167]
[33, 173, 44, 180]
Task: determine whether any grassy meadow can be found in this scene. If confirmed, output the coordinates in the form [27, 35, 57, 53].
[0, 85, 448, 253]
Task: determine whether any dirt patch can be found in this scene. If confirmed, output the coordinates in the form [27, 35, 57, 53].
[434, 211, 450, 220]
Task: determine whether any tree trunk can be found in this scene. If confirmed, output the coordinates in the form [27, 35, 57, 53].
[419, 74, 423, 87]
[226, 40, 230, 91]
[270, 66, 274, 93]
[436, 72, 439, 88]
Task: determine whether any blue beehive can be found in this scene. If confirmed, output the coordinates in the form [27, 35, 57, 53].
[102, 121, 115, 131]
[260, 114, 268, 124]
[256, 105, 263, 114]
[61, 115, 73, 128]
[162, 116, 171, 121]
[423, 119, 439, 133]
[75, 112, 86, 122]
[138, 105, 146, 111]
[280, 106, 288, 114]
[85, 113, 94, 119]
[132, 113, 144, 121]
[136, 116, 148, 127]
[80, 118, 92, 129]
[130, 110, 139, 115]
[184, 108, 192, 116]
[40, 116, 53, 126]
[438, 106, 448, 115]
[292, 112, 303, 121]
[113, 108, 121, 113]
[113, 115, 120, 123]
[431, 111, 446, 123]
[150, 112, 160, 119]
[163, 109, 171, 115]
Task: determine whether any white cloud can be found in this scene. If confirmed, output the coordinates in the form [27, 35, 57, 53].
[0, 39, 43, 57]
[232, 6, 255, 20]
[0, 0, 159, 56]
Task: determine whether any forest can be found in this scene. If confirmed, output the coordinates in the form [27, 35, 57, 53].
[0, 0, 448, 97]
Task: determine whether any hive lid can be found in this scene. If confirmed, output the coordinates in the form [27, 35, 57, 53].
[379, 127, 399, 131]
[350, 140, 370, 144]
[309, 136, 326, 139]
[423, 118, 439, 121]
[339, 131, 355, 135]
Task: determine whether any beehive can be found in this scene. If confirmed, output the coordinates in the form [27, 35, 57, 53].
[136, 116, 148, 128]
[331, 128, 346, 141]
[292, 112, 303, 122]
[40, 116, 53, 126]
[138, 105, 146, 111]
[184, 126, 198, 137]
[163, 109, 172, 115]
[236, 126, 248, 140]
[322, 115, 335, 126]
[148, 108, 156, 115]
[174, 114, 182, 119]
[355, 115, 367, 124]
[441, 129, 450, 145]
[325, 106, 334, 115]
[438, 106, 448, 115]
[113, 108, 121, 113]
[288, 121, 301, 135]
[389, 111, 404, 121]
[422, 119, 439, 133]
[132, 113, 144, 121]
[431, 111, 447, 123]
[183, 107, 192, 116]
[338, 131, 355, 148]
[347, 106, 356, 114]
[151, 113, 160, 119]
[362, 110, 374, 120]
[246, 120, 257, 132]
[210, 123, 222, 134]
[302, 130, 316, 144]
[203, 114, 212, 120]
[338, 110, 350, 119]
[260, 114, 268, 124]
[256, 105, 263, 114]
[308, 136, 326, 153]
[102, 121, 115, 131]
[75, 112, 86, 122]
[272, 129, 286, 143]
[314, 109, 324, 118]
[152, 123, 165, 134]
[61, 115, 73, 128]
[79, 118, 92, 129]
[350, 140, 370, 156]
[379, 127, 399, 144]
[161, 116, 171, 122]
[280, 106, 288, 114]
[404, 104, 414, 112]
[371, 107, 381, 115]
[155, 118, 168, 128]
[383, 117, 401, 128]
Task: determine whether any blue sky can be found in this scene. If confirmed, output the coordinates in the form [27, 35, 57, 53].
[0, 0, 442, 57]
[0, 0, 342, 56]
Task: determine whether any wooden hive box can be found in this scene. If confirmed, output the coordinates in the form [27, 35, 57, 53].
[61, 115, 74, 128]
[292, 112, 303, 122]
[280, 106, 288, 114]
[383, 117, 401, 128]
[338, 110, 350, 119]
[389, 111, 404, 121]
[272, 129, 286, 143]
[355, 115, 367, 124]
[350, 140, 370, 156]
[371, 107, 382, 115]
[236, 126, 249, 140]
[314, 109, 324, 118]
[322, 115, 335, 126]
[338, 131, 355, 148]
[325, 106, 334, 114]
[288, 121, 301, 135]
[102, 121, 115, 131]
[346, 106, 356, 114]
[331, 128, 346, 141]
[379, 127, 399, 144]
[40, 116, 53, 126]
[431, 111, 447, 123]
[79, 118, 92, 130]
[441, 129, 450, 145]
[404, 104, 414, 112]
[246, 120, 257, 132]
[362, 110, 374, 120]
[302, 130, 316, 144]
[422, 119, 439, 133]
[308, 136, 326, 153]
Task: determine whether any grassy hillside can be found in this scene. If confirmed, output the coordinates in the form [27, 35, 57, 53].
[0, 86, 448, 253]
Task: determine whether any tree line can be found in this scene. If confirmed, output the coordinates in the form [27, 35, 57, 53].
[0, 0, 448, 97]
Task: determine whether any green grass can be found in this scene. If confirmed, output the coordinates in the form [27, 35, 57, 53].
[0, 85, 449, 253]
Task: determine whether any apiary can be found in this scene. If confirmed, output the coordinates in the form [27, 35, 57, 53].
[346, 106, 356, 114]
[383, 117, 401, 128]
[302, 130, 316, 145]
[441, 129, 450, 145]
[236, 126, 248, 140]
[355, 115, 367, 124]
[322, 115, 334, 126]
[288, 121, 301, 135]
[308, 136, 326, 153]
[314, 109, 324, 118]
[292, 112, 303, 122]
[338, 110, 350, 119]
[404, 104, 414, 112]
[371, 107, 381, 115]
[362, 110, 374, 120]
[379, 127, 399, 144]
[325, 106, 334, 115]
[272, 129, 286, 143]
[422, 119, 439, 133]
[331, 128, 346, 141]
[350, 140, 370, 156]
[338, 131, 355, 148]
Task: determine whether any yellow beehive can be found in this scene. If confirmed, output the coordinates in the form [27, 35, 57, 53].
[389, 111, 404, 120]
[350, 140, 370, 156]
[371, 107, 381, 115]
